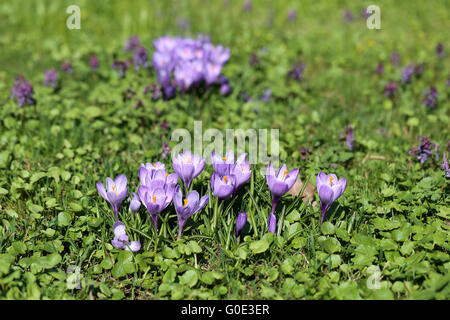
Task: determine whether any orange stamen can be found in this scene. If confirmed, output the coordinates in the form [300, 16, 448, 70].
[329, 176, 333, 185]
[223, 157, 227, 161]
[183, 199, 189, 206]
[152, 196, 156, 204]
[223, 176, 228, 183]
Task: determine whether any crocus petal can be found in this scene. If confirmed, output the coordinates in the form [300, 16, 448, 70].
[285, 168, 299, 190]
[114, 175, 127, 192]
[318, 185, 334, 207]
[111, 238, 125, 249]
[96, 182, 108, 201]
[126, 241, 141, 252]
[113, 221, 127, 237]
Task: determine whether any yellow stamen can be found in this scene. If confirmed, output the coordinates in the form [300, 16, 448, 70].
[223, 157, 227, 161]
[152, 196, 156, 204]
[282, 170, 288, 179]
[223, 176, 228, 183]
[166, 173, 169, 177]
[154, 163, 157, 167]
[183, 199, 189, 206]
[187, 157, 191, 164]
[112, 185, 115, 192]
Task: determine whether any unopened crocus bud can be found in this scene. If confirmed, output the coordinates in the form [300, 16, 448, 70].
[235, 211, 247, 237]
[129, 192, 141, 214]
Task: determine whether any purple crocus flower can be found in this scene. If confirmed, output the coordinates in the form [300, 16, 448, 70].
[232, 153, 252, 192]
[288, 8, 297, 21]
[316, 172, 347, 223]
[111, 221, 141, 252]
[11, 76, 36, 107]
[235, 211, 247, 237]
[173, 185, 209, 239]
[211, 172, 236, 200]
[129, 192, 141, 214]
[422, 86, 438, 108]
[342, 9, 354, 22]
[409, 137, 438, 164]
[266, 164, 299, 233]
[172, 151, 205, 190]
[96, 175, 128, 219]
[289, 61, 305, 81]
[133, 46, 149, 71]
[44, 69, 58, 88]
[112, 60, 129, 78]
[441, 153, 450, 178]
[345, 125, 354, 151]
[211, 150, 236, 176]
[61, 61, 73, 74]
[90, 55, 99, 71]
[401, 64, 415, 84]
[138, 182, 176, 231]
[220, 83, 231, 96]
[436, 43, 444, 59]
[375, 62, 384, 75]
[384, 81, 398, 97]
[163, 85, 176, 100]
[391, 51, 400, 67]
[124, 35, 140, 52]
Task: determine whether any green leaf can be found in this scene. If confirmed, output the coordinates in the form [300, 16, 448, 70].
[250, 239, 269, 254]
[179, 270, 198, 288]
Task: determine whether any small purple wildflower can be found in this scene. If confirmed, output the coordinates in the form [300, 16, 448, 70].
[61, 61, 73, 74]
[342, 9, 354, 22]
[124, 35, 140, 52]
[260, 88, 271, 102]
[361, 7, 371, 19]
[112, 60, 129, 78]
[441, 153, 450, 178]
[160, 120, 170, 131]
[391, 51, 400, 67]
[436, 43, 444, 59]
[409, 137, 438, 164]
[422, 86, 438, 108]
[90, 55, 99, 71]
[375, 62, 384, 75]
[10, 76, 36, 107]
[44, 69, 58, 88]
[298, 146, 311, 160]
[344, 125, 355, 151]
[289, 61, 306, 81]
[384, 81, 398, 97]
[243, 0, 252, 12]
[249, 53, 260, 66]
[401, 64, 415, 84]
[288, 8, 297, 21]
[162, 142, 171, 160]
[133, 46, 149, 71]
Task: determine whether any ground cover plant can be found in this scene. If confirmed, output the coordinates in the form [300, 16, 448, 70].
[0, 0, 449, 300]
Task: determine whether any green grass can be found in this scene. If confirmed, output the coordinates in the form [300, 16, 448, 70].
[0, 0, 449, 300]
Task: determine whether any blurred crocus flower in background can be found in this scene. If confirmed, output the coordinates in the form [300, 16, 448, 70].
[232, 153, 252, 192]
[436, 43, 444, 59]
[288, 8, 297, 21]
[266, 164, 299, 233]
[342, 9, 354, 22]
[111, 221, 141, 252]
[96, 175, 128, 219]
[235, 211, 247, 237]
[173, 185, 209, 239]
[384, 81, 398, 97]
[124, 35, 140, 52]
[133, 46, 149, 71]
[11, 76, 36, 107]
[44, 69, 58, 88]
[172, 151, 205, 190]
[129, 192, 141, 214]
[243, 0, 252, 12]
[391, 51, 400, 67]
[219, 76, 232, 96]
[90, 55, 99, 71]
[422, 86, 438, 108]
[401, 64, 415, 84]
[112, 60, 129, 78]
[409, 137, 438, 164]
[289, 61, 306, 81]
[344, 125, 354, 151]
[316, 172, 347, 223]
[441, 153, 450, 178]
[375, 62, 384, 75]
[61, 61, 73, 74]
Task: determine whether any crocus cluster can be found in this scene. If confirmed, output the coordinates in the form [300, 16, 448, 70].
[422, 86, 438, 108]
[210, 151, 252, 200]
[409, 136, 439, 164]
[152, 35, 230, 95]
[265, 164, 299, 233]
[44, 69, 58, 88]
[10, 76, 36, 107]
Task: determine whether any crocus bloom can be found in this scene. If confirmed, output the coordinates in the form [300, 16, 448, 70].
[133, 46, 149, 71]
[124, 35, 140, 52]
[44, 69, 58, 88]
[436, 43, 444, 59]
[61, 61, 73, 74]
[316, 172, 347, 223]
[10, 76, 36, 107]
[391, 51, 400, 67]
[173, 185, 209, 239]
[266, 164, 299, 233]
[232, 153, 252, 192]
[211, 172, 236, 200]
[90, 55, 99, 71]
[96, 175, 128, 219]
[129, 192, 141, 214]
[138, 183, 176, 231]
[235, 211, 247, 237]
[111, 221, 141, 252]
[112, 60, 128, 78]
[422, 86, 438, 108]
[211, 150, 236, 176]
[384, 81, 398, 97]
[441, 153, 450, 178]
[172, 151, 205, 189]
[401, 64, 415, 84]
